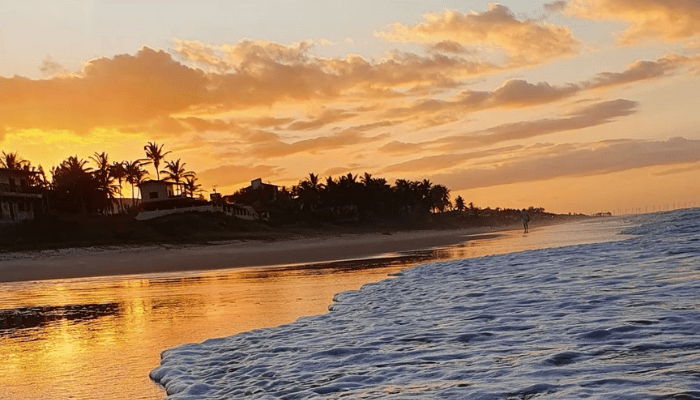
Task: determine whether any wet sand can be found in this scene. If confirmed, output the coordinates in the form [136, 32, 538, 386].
[0, 225, 514, 283]
[0, 218, 628, 400]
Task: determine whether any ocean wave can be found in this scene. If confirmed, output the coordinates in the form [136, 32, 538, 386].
[152, 209, 700, 399]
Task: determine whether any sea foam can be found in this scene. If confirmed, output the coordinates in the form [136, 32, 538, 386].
[152, 209, 700, 399]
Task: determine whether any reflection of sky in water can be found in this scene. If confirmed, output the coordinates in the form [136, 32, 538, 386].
[0, 218, 630, 400]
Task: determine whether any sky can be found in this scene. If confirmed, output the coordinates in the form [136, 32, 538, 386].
[1, 0, 699, 214]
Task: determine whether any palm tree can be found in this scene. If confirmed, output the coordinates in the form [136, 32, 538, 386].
[430, 184, 451, 213]
[89, 152, 121, 214]
[62, 156, 93, 174]
[109, 161, 127, 213]
[144, 141, 171, 181]
[418, 179, 433, 213]
[160, 159, 195, 195]
[51, 156, 96, 213]
[26, 165, 49, 188]
[296, 173, 324, 211]
[183, 175, 202, 198]
[124, 159, 148, 204]
[455, 195, 465, 212]
[337, 173, 361, 211]
[1, 151, 28, 170]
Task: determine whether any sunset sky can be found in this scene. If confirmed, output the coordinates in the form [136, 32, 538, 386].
[1, 0, 699, 214]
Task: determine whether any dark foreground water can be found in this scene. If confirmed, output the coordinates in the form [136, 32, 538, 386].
[0, 216, 635, 399]
[152, 209, 700, 399]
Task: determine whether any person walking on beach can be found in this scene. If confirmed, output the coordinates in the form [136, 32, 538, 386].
[520, 209, 530, 233]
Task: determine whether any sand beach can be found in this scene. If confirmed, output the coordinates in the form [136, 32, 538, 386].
[0, 216, 631, 400]
[0, 225, 511, 283]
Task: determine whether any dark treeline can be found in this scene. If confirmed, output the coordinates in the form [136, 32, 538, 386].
[4, 144, 554, 229]
[1, 146, 574, 251]
[1, 142, 202, 215]
[230, 172, 456, 225]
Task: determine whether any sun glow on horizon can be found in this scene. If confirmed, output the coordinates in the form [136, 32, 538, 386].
[1, 0, 699, 215]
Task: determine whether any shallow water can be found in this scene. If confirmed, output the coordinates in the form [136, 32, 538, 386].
[152, 210, 700, 399]
[0, 218, 628, 400]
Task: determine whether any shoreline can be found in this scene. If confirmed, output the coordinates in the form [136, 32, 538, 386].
[0, 224, 521, 283]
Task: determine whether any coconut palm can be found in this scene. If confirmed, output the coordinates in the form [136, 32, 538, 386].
[296, 173, 324, 211]
[109, 161, 127, 213]
[26, 165, 48, 188]
[455, 195, 465, 212]
[51, 156, 97, 213]
[182, 175, 202, 198]
[61, 156, 93, 174]
[124, 159, 148, 204]
[160, 158, 195, 195]
[143, 141, 171, 181]
[0, 151, 28, 170]
[89, 152, 119, 214]
[430, 184, 451, 213]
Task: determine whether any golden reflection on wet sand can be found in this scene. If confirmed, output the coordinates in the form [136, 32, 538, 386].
[0, 218, 629, 400]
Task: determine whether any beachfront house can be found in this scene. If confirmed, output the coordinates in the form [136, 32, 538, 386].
[248, 178, 279, 203]
[138, 180, 177, 203]
[135, 180, 211, 220]
[221, 178, 280, 221]
[0, 168, 43, 224]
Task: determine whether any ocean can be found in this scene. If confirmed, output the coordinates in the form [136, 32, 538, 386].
[151, 209, 700, 399]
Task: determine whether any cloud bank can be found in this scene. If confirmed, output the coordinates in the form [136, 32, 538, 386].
[434, 137, 700, 190]
[377, 4, 580, 66]
[564, 0, 700, 44]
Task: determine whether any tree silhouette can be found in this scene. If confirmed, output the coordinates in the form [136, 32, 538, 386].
[51, 156, 99, 213]
[430, 184, 451, 213]
[144, 142, 171, 181]
[183, 175, 202, 198]
[124, 159, 148, 205]
[0, 152, 48, 188]
[109, 161, 127, 213]
[161, 159, 195, 195]
[295, 173, 324, 211]
[90, 152, 119, 214]
[455, 195, 465, 212]
[0, 151, 28, 170]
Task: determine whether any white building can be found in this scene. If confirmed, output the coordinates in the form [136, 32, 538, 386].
[138, 180, 177, 203]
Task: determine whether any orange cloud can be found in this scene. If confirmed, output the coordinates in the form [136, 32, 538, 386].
[428, 41, 471, 55]
[377, 4, 580, 66]
[431, 99, 638, 150]
[0, 47, 207, 134]
[176, 39, 498, 108]
[587, 53, 700, 89]
[378, 140, 426, 155]
[286, 109, 358, 131]
[0, 40, 502, 138]
[382, 53, 696, 126]
[564, 0, 700, 44]
[434, 137, 700, 190]
[246, 128, 390, 159]
[384, 79, 579, 121]
[381, 145, 523, 173]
